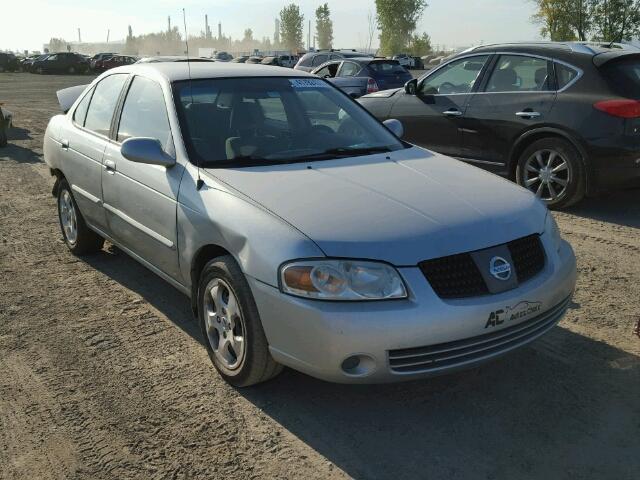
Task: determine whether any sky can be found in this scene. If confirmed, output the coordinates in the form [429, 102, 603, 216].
[1, 0, 541, 53]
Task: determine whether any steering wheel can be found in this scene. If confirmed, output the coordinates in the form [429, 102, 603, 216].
[438, 82, 457, 94]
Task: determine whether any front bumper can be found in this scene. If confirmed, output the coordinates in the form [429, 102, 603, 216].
[249, 234, 577, 384]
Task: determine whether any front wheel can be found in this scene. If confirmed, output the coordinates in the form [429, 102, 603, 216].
[198, 256, 282, 387]
[516, 137, 585, 209]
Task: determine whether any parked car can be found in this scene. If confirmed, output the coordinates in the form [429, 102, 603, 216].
[231, 56, 249, 64]
[213, 51, 233, 62]
[294, 49, 371, 72]
[94, 55, 137, 73]
[312, 58, 413, 98]
[359, 42, 640, 208]
[32, 52, 89, 74]
[89, 53, 117, 70]
[260, 56, 281, 66]
[136, 56, 214, 63]
[277, 54, 297, 68]
[45, 62, 576, 386]
[393, 53, 415, 69]
[245, 56, 264, 64]
[22, 54, 48, 71]
[0, 52, 20, 72]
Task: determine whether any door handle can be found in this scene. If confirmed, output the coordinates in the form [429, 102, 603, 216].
[515, 111, 541, 118]
[104, 159, 116, 174]
[60, 139, 69, 149]
[443, 109, 463, 117]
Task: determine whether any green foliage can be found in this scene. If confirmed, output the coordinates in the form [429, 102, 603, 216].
[315, 3, 334, 50]
[376, 0, 428, 56]
[48, 38, 68, 53]
[408, 32, 432, 56]
[532, 0, 640, 42]
[280, 4, 305, 51]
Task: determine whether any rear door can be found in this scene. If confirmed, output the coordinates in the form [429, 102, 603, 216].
[332, 61, 368, 97]
[388, 54, 491, 157]
[462, 54, 557, 168]
[63, 74, 128, 231]
[101, 75, 183, 278]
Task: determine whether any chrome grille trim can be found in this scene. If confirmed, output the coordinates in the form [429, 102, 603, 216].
[388, 296, 571, 374]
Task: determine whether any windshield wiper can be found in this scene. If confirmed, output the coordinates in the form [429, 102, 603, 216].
[292, 145, 393, 161]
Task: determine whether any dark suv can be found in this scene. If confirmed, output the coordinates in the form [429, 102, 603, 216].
[32, 52, 89, 74]
[0, 52, 20, 72]
[294, 49, 371, 72]
[359, 42, 640, 208]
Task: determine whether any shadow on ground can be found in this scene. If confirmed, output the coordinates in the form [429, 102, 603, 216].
[82, 242, 640, 480]
[565, 189, 640, 228]
[7, 126, 33, 141]
[0, 143, 41, 164]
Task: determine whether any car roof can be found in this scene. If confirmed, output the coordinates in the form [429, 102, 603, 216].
[463, 41, 640, 65]
[106, 62, 316, 82]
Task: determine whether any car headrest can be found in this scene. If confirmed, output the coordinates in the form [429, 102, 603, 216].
[491, 68, 517, 91]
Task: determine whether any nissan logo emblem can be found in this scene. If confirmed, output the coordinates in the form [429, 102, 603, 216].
[489, 256, 512, 281]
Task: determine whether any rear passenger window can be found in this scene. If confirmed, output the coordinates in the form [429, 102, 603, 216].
[117, 76, 172, 152]
[486, 55, 550, 92]
[73, 87, 94, 127]
[340, 62, 360, 76]
[312, 54, 328, 66]
[555, 63, 579, 90]
[84, 74, 127, 137]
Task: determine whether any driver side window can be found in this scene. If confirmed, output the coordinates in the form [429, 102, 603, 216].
[419, 55, 489, 95]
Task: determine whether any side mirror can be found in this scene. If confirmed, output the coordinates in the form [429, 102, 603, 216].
[121, 137, 176, 168]
[383, 119, 404, 139]
[404, 78, 418, 95]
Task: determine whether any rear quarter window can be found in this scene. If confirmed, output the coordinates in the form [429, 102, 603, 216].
[600, 58, 640, 99]
[555, 63, 579, 90]
[368, 61, 408, 74]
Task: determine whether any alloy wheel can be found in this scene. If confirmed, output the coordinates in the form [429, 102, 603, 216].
[203, 278, 246, 370]
[59, 190, 78, 245]
[522, 149, 570, 203]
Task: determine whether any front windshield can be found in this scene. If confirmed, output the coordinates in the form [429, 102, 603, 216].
[173, 77, 405, 167]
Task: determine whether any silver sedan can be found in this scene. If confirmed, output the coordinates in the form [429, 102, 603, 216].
[44, 63, 576, 386]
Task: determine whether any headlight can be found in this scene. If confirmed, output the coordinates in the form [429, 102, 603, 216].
[545, 211, 562, 252]
[280, 259, 408, 300]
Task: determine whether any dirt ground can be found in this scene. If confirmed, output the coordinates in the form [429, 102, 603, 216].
[0, 73, 639, 480]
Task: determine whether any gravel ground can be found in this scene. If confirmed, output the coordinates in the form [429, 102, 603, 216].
[0, 73, 639, 480]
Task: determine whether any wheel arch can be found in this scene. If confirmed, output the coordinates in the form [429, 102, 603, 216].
[189, 244, 234, 316]
[50, 168, 65, 197]
[508, 127, 594, 195]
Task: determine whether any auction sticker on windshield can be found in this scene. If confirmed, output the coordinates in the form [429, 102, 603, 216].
[289, 79, 329, 88]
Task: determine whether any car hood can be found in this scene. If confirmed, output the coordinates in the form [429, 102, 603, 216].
[206, 147, 547, 265]
[361, 88, 402, 99]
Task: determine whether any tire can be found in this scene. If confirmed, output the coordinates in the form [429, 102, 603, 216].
[57, 179, 104, 254]
[516, 137, 585, 209]
[0, 125, 7, 147]
[37, 67, 43, 74]
[198, 255, 282, 387]
[68, 66, 75, 74]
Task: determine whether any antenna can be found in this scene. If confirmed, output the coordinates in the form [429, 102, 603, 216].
[183, 8, 204, 190]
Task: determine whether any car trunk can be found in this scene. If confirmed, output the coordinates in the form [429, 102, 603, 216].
[367, 61, 413, 90]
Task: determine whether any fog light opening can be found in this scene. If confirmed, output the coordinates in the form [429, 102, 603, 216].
[340, 354, 376, 377]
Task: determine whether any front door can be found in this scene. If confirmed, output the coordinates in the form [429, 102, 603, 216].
[101, 75, 183, 279]
[388, 54, 491, 157]
[462, 54, 557, 169]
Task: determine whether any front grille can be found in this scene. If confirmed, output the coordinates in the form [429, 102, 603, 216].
[419, 235, 546, 299]
[508, 234, 546, 283]
[388, 296, 571, 374]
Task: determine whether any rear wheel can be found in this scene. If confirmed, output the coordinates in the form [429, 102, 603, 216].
[67, 66, 76, 74]
[57, 180, 104, 254]
[516, 137, 585, 209]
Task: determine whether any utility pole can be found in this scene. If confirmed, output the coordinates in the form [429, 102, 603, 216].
[106, 30, 110, 43]
[78, 28, 81, 43]
[308, 20, 311, 50]
[168, 16, 171, 33]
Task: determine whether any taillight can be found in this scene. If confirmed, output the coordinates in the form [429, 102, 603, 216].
[594, 99, 640, 118]
[366, 78, 379, 94]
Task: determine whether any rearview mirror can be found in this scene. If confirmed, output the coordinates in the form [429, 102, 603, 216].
[404, 78, 418, 95]
[121, 138, 176, 168]
[383, 119, 404, 138]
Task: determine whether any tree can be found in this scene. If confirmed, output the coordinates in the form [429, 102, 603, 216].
[408, 32, 432, 56]
[243, 28, 254, 43]
[376, 0, 428, 56]
[531, 0, 592, 41]
[280, 4, 304, 51]
[48, 38, 67, 53]
[366, 10, 377, 53]
[591, 0, 640, 41]
[315, 3, 334, 50]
